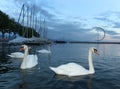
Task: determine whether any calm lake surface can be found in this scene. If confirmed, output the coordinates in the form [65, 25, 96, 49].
[0, 43, 120, 89]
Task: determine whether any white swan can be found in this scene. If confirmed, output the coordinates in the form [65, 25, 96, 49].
[7, 52, 24, 58]
[49, 47, 99, 77]
[20, 45, 38, 69]
[37, 49, 51, 54]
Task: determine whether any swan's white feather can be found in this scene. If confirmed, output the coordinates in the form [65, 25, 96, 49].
[50, 47, 98, 77]
[8, 52, 24, 58]
[20, 45, 38, 69]
[50, 63, 89, 77]
[25, 55, 38, 68]
[37, 49, 51, 53]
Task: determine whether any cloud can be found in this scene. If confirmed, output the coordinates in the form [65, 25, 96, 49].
[113, 22, 120, 28]
[94, 11, 120, 28]
[46, 20, 100, 41]
[1, 0, 120, 42]
[14, 0, 56, 19]
[105, 30, 118, 35]
[0, 0, 56, 22]
[94, 17, 113, 24]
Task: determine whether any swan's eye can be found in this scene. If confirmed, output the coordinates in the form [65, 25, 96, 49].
[94, 49, 97, 52]
[94, 49, 99, 55]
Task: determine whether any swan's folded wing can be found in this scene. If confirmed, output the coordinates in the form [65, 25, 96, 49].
[50, 63, 89, 77]
[7, 54, 14, 58]
[37, 49, 51, 53]
[26, 55, 38, 68]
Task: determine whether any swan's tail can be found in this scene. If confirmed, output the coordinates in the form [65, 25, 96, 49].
[49, 67, 57, 72]
[7, 54, 14, 58]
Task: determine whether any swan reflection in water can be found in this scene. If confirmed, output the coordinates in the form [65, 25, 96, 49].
[50, 47, 99, 77]
[55, 74, 94, 89]
[19, 48, 51, 89]
[37, 44, 51, 54]
[20, 67, 39, 89]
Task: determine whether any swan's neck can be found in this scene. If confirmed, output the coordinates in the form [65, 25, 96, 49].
[21, 49, 28, 69]
[88, 50, 95, 73]
[47, 45, 50, 51]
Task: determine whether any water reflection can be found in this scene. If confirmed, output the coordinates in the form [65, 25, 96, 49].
[55, 75, 87, 82]
[48, 53, 51, 65]
[1, 43, 120, 89]
[0, 43, 12, 74]
[0, 43, 10, 62]
[54, 74, 94, 89]
[87, 75, 93, 89]
[20, 70, 29, 89]
[18, 44, 52, 89]
[20, 67, 38, 89]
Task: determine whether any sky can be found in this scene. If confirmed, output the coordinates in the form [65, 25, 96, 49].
[0, 0, 120, 41]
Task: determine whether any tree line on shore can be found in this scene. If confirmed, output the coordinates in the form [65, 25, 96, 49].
[0, 10, 40, 40]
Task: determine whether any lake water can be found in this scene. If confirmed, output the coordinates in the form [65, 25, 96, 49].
[0, 43, 120, 89]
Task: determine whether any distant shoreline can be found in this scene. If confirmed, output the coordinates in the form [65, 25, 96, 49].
[69, 41, 120, 44]
[1, 41, 120, 45]
[52, 40, 120, 44]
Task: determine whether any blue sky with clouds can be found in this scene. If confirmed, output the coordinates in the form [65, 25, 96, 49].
[0, 0, 120, 41]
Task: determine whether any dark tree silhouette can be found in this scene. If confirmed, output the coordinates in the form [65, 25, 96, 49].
[0, 10, 40, 40]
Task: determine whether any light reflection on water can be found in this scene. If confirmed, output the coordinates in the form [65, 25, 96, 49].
[0, 43, 120, 89]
